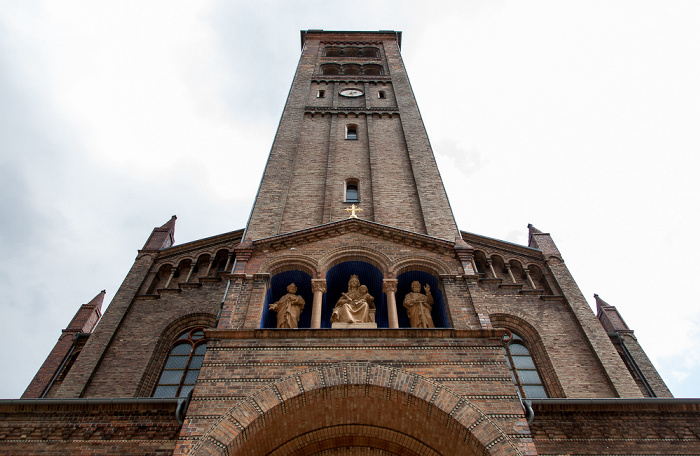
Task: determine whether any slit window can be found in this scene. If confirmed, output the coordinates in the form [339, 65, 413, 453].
[317, 90, 325, 98]
[346, 125, 357, 140]
[346, 182, 359, 202]
[378, 91, 386, 99]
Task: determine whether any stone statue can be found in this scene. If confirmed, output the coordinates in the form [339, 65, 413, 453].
[403, 281, 434, 328]
[331, 275, 375, 324]
[269, 283, 305, 328]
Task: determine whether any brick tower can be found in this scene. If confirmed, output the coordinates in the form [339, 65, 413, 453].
[2, 30, 699, 456]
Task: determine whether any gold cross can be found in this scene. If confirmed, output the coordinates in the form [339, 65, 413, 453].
[345, 204, 362, 218]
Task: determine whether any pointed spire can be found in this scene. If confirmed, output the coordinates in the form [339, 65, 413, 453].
[527, 223, 543, 249]
[66, 290, 105, 333]
[527, 223, 542, 234]
[159, 215, 177, 231]
[85, 290, 106, 312]
[142, 215, 177, 251]
[594, 293, 610, 314]
[595, 294, 631, 333]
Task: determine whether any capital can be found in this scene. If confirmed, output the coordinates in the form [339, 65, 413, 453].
[382, 279, 398, 293]
[311, 279, 327, 293]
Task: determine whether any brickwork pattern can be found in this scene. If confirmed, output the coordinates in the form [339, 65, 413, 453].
[529, 232, 642, 398]
[529, 400, 700, 455]
[246, 32, 458, 241]
[56, 252, 157, 398]
[0, 399, 181, 455]
[176, 344, 532, 456]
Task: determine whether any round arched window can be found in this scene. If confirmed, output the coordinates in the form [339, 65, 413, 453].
[153, 328, 207, 398]
[503, 332, 547, 398]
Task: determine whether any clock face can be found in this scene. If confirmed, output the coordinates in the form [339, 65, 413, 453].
[340, 88, 364, 97]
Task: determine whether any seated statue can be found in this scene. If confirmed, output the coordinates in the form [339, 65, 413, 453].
[269, 283, 305, 328]
[331, 275, 375, 324]
[403, 281, 435, 328]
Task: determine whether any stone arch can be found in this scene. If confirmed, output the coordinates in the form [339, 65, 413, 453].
[524, 263, 551, 293]
[318, 246, 390, 276]
[258, 254, 319, 278]
[190, 363, 520, 456]
[490, 313, 564, 398]
[473, 250, 489, 276]
[389, 254, 452, 278]
[136, 311, 217, 397]
[147, 263, 174, 293]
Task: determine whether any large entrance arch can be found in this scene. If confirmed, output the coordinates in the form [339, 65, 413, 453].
[189, 364, 521, 456]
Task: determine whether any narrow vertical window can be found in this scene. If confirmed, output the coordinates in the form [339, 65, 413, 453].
[153, 328, 207, 398]
[503, 332, 547, 398]
[346, 125, 357, 140]
[378, 91, 386, 99]
[317, 90, 325, 98]
[346, 181, 359, 202]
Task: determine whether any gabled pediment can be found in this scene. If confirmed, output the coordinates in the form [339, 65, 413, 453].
[252, 218, 455, 255]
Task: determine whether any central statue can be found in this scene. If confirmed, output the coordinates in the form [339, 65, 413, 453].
[330, 275, 375, 325]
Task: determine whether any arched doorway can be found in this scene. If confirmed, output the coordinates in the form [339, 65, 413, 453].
[189, 364, 520, 456]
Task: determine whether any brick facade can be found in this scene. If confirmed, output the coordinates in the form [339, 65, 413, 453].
[2, 29, 698, 455]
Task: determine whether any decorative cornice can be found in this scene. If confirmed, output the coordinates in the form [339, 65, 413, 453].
[157, 229, 244, 260]
[311, 74, 391, 81]
[461, 230, 544, 262]
[204, 327, 506, 341]
[304, 106, 397, 112]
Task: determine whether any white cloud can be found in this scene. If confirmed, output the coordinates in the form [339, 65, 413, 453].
[1, 0, 699, 399]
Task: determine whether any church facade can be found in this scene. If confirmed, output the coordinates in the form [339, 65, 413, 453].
[2, 30, 699, 455]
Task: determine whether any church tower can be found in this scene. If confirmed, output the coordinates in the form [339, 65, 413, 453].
[246, 30, 458, 241]
[3, 30, 698, 456]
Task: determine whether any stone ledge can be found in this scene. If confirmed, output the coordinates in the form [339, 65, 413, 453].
[157, 288, 180, 294]
[134, 294, 159, 300]
[540, 295, 565, 301]
[498, 283, 523, 290]
[331, 322, 378, 329]
[205, 328, 507, 341]
[519, 289, 544, 295]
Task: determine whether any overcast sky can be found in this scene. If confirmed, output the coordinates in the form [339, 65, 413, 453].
[1, 1, 699, 399]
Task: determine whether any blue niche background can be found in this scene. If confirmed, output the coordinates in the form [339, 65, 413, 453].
[260, 270, 314, 329]
[323, 261, 385, 328]
[395, 271, 449, 328]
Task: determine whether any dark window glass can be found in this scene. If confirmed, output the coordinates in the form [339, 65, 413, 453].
[503, 333, 548, 399]
[346, 126, 357, 140]
[346, 184, 359, 202]
[378, 91, 386, 99]
[153, 328, 207, 398]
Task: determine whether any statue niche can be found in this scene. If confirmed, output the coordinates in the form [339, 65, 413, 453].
[403, 281, 435, 328]
[269, 283, 305, 328]
[330, 275, 377, 328]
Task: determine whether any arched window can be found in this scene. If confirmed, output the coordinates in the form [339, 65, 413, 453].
[321, 64, 341, 75]
[324, 46, 342, 57]
[503, 332, 547, 398]
[153, 328, 207, 398]
[362, 64, 383, 76]
[346, 181, 359, 202]
[361, 47, 379, 58]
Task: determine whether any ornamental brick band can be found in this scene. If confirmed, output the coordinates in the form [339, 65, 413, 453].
[184, 363, 527, 456]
